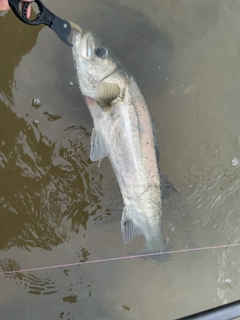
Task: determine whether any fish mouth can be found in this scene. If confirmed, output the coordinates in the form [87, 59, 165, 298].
[72, 30, 94, 59]
[69, 21, 83, 36]
[70, 20, 91, 41]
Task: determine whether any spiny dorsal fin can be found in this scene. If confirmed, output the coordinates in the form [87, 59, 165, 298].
[94, 82, 120, 108]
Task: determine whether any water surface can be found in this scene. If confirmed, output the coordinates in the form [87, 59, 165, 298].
[1, 0, 240, 319]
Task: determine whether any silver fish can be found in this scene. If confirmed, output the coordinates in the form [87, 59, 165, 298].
[72, 29, 168, 253]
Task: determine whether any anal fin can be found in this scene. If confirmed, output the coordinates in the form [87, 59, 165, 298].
[90, 128, 108, 162]
[121, 205, 142, 244]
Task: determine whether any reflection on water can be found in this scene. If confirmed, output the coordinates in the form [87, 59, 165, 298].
[0, 105, 110, 250]
[1, 0, 240, 319]
[0, 11, 111, 253]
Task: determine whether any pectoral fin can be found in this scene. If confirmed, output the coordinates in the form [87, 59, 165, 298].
[94, 82, 120, 108]
[90, 128, 108, 162]
[121, 205, 143, 244]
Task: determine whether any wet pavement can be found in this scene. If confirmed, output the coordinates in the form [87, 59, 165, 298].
[1, 0, 240, 319]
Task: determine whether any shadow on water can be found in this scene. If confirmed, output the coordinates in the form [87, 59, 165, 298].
[71, 0, 174, 97]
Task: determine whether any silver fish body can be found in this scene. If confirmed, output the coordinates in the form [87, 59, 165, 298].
[72, 30, 166, 253]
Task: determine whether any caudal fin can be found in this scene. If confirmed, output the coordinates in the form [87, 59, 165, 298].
[141, 239, 171, 263]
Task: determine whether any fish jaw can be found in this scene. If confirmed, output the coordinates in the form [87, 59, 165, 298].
[72, 31, 98, 98]
[72, 31, 121, 99]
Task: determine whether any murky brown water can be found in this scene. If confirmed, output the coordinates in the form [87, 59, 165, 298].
[1, 0, 240, 319]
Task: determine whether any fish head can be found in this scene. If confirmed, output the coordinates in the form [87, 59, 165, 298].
[72, 30, 124, 102]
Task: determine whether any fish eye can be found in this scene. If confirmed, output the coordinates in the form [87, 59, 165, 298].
[94, 47, 108, 58]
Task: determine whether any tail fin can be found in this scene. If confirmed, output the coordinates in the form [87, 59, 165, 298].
[141, 239, 171, 263]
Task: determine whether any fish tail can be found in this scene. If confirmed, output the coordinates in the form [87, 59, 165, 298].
[141, 237, 171, 262]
